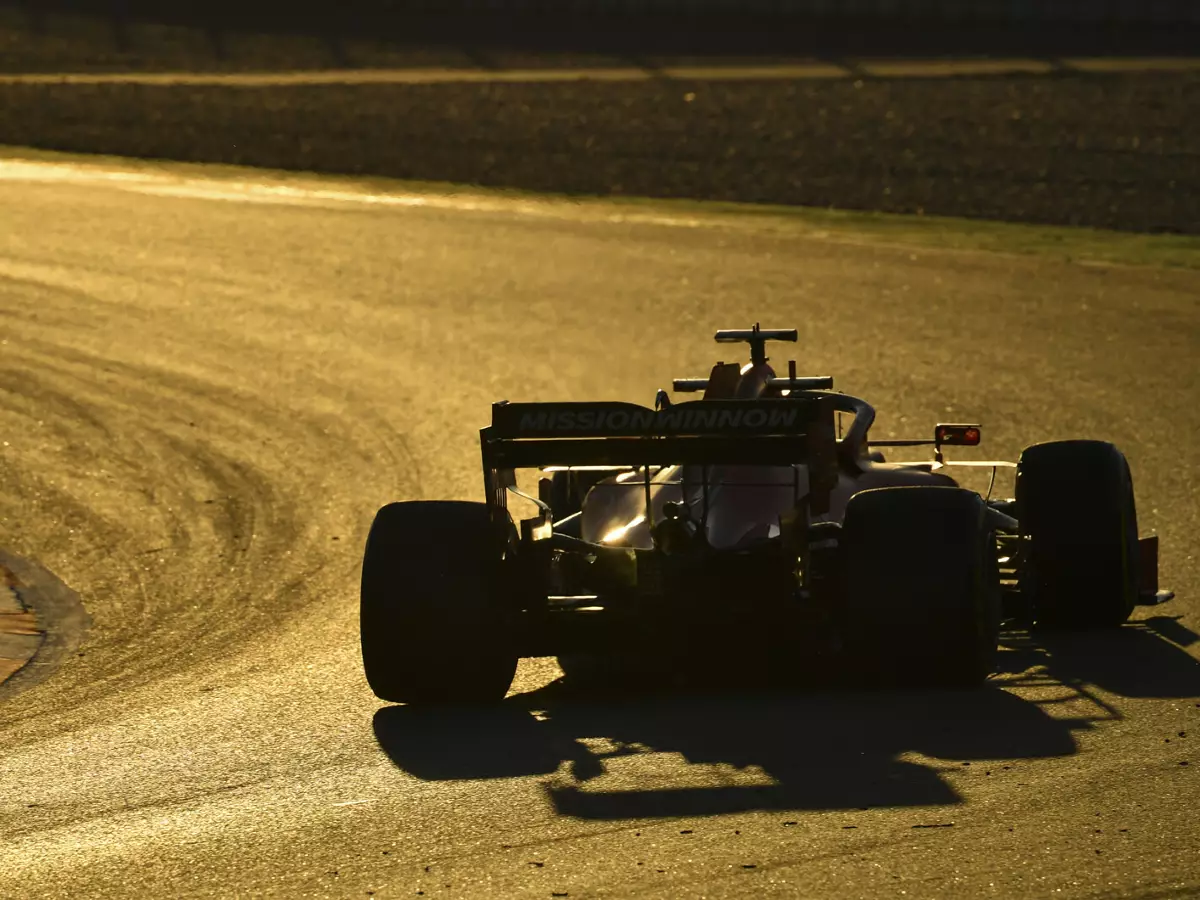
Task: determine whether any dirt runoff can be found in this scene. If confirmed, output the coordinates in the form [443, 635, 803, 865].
[0, 71, 1195, 233]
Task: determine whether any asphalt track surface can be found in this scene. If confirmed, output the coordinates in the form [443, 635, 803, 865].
[0, 156, 1198, 899]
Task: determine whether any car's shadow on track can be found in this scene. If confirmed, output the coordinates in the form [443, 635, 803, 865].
[372, 616, 1200, 818]
[996, 616, 1200, 700]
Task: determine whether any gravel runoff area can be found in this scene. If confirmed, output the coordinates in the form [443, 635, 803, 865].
[0, 71, 1196, 233]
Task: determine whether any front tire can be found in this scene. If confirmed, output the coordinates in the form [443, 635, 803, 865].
[839, 486, 1002, 687]
[360, 501, 518, 704]
[1016, 440, 1138, 629]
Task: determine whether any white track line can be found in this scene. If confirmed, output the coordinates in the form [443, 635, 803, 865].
[0, 57, 1197, 86]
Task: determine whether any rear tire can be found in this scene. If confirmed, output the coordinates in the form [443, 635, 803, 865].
[1016, 440, 1138, 630]
[360, 501, 518, 704]
[839, 486, 1001, 687]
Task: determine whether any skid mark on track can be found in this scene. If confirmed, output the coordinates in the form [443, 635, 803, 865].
[0, 257, 427, 714]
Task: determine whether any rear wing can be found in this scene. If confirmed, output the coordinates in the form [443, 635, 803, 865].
[481, 398, 839, 528]
[481, 398, 835, 469]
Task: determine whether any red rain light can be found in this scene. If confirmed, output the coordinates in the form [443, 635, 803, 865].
[935, 424, 982, 446]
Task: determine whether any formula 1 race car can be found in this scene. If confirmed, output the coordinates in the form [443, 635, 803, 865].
[360, 325, 1174, 704]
